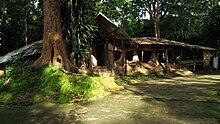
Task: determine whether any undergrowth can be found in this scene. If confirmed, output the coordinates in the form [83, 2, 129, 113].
[0, 64, 109, 105]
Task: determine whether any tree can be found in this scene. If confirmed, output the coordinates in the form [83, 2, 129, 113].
[0, 0, 43, 56]
[97, 0, 145, 37]
[33, 0, 75, 71]
[144, 0, 161, 38]
[131, 0, 166, 38]
[202, 2, 220, 47]
[160, 0, 205, 41]
[61, 0, 97, 68]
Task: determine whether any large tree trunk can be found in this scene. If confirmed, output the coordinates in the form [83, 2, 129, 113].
[153, 18, 160, 38]
[146, 0, 161, 38]
[33, 0, 75, 71]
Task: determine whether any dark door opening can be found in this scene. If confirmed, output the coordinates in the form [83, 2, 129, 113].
[96, 45, 105, 66]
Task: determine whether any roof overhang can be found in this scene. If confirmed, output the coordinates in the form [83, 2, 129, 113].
[133, 37, 216, 51]
[95, 13, 137, 47]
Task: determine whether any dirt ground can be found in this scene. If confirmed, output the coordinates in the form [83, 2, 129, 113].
[0, 73, 220, 124]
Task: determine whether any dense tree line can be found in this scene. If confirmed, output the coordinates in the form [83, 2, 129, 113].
[0, 0, 219, 65]
[0, 0, 43, 56]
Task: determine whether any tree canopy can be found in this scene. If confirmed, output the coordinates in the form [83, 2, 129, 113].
[1, 0, 220, 60]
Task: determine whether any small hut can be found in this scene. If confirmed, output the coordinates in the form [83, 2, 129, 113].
[91, 13, 136, 75]
[133, 37, 216, 71]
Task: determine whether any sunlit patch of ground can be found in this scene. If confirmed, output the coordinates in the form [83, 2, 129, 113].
[0, 73, 220, 124]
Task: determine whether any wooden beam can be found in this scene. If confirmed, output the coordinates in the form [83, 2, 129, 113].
[105, 38, 108, 67]
[122, 39, 126, 76]
[105, 29, 118, 37]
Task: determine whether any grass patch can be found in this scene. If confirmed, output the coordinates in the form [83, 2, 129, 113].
[0, 65, 109, 105]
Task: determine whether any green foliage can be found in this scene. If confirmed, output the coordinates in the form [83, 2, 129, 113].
[41, 66, 108, 102]
[61, 0, 98, 67]
[0, 78, 6, 90]
[0, 92, 13, 104]
[0, 65, 109, 105]
[158, 0, 204, 40]
[5, 57, 34, 75]
[201, 3, 220, 48]
[97, 0, 145, 37]
[1, 0, 219, 60]
[0, 0, 43, 56]
[0, 58, 34, 92]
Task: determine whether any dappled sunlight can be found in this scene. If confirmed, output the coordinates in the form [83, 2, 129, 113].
[152, 76, 220, 85]
[1, 73, 220, 123]
[197, 75, 220, 81]
[112, 74, 220, 123]
[77, 89, 220, 123]
[0, 65, 109, 105]
[76, 93, 186, 123]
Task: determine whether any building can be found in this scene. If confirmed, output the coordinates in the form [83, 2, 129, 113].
[91, 13, 216, 74]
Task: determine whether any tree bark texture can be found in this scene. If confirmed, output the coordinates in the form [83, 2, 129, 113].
[34, 0, 74, 71]
[146, 0, 161, 38]
[154, 18, 160, 38]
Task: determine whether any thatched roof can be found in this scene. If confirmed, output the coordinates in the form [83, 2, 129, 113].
[134, 37, 216, 51]
[96, 13, 136, 46]
[95, 14, 215, 51]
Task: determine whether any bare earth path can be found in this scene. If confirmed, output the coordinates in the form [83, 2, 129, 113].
[0, 74, 220, 124]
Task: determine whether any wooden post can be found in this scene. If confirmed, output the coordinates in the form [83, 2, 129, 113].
[112, 39, 115, 76]
[122, 39, 126, 76]
[141, 51, 144, 62]
[180, 50, 183, 69]
[105, 38, 108, 67]
[165, 49, 169, 72]
[203, 50, 210, 70]
[193, 54, 196, 72]
[125, 51, 127, 75]
[190, 49, 196, 72]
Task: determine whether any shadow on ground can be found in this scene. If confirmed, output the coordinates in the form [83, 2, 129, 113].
[77, 74, 220, 124]
[119, 74, 220, 123]
[0, 103, 80, 124]
[1, 73, 220, 124]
